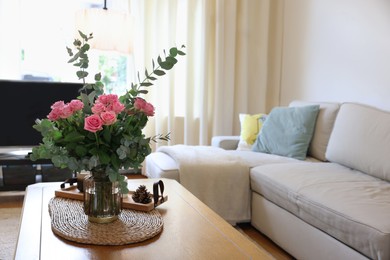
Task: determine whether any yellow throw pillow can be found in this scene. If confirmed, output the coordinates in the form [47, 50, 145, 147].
[237, 113, 267, 150]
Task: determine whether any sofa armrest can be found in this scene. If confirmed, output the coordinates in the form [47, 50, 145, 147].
[211, 136, 240, 150]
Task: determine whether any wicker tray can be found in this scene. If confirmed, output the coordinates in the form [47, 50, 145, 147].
[48, 197, 164, 245]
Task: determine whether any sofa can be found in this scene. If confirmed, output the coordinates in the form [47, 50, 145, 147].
[144, 100, 390, 260]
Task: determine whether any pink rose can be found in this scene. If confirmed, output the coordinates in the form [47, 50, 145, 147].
[134, 98, 155, 116]
[48, 101, 68, 121]
[93, 94, 124, 115]
[47, 100, 84, 121]
[100, 111, 117, 125]
[97, 94, 109, 105]
[51, 101, 65, 110]
[97, 94, 117, 105]
[60, 104, 73, 119]
[134, 98, 144, 110]
[111, 101, 125, 114]
[47, 108, 62, 121]
[69, 100, 84, 112]
[91, 103, 106, 114]
[143, 102, 155, 116]
[84, 114, 103, 133]
[106, 94, 119, 104]
[48, 101, 65, 120]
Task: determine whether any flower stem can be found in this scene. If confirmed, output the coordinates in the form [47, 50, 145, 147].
[94, 132, 99, 147]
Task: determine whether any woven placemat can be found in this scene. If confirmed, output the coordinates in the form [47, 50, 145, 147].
[48, 197, 163, 245]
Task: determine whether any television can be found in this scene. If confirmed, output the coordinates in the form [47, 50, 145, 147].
[0, 80, 83, 154]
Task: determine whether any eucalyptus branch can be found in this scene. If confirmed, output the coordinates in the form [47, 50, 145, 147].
[66, 30, 93, 85]
[132, 45, 186, 95]
[66, 31, 105, 113]
[119, 45, 186, 107]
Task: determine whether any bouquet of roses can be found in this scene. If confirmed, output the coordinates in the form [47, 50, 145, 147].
[30, 31, 185, 193]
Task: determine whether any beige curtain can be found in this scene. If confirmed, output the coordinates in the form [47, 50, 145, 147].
[129, 0, 284, 150]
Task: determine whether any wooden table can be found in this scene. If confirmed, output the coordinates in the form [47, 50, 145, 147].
[14, 178, 273, 259]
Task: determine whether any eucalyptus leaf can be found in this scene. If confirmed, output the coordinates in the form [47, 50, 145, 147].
[157, 56, 163, 65]
[68, 52, 80, 63]
[67, 157, 80, 171]
[52, 155, 68, 169]
[66, 47, 73, 56]
[73, 39, 81, 47]
[166, 56, 177, 64]
[88, 155, 99, 169]
[138, 90, 148, 94]
[78, 30, 88, 40]
[117, 145, 129, 160]
[160, 62, 173, 70]
[95, 73, 102, 81]
[140, 82, 153, 87]
[80, 62, 88, 69]
[169, 47, 178, 57]
[81, 44, 90, 52]
[76, 70, 88, 79]
[154, 70, 166, 76]
[88, 90, 97, 103]
[79, 53, 88, 59]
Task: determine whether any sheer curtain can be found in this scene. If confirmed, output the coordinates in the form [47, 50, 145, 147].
[0, 1, 21, 79]
[129, 0, 284, 150]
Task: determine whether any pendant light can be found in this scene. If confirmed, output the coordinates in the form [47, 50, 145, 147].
[75, 0, 133, 54]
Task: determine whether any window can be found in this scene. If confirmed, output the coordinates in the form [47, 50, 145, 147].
[0, 0, 133, 95]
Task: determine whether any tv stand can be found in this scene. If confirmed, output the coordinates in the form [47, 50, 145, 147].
[0, 152, 73, 191]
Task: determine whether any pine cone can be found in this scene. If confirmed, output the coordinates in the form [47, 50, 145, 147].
[132, 185, 152, 204]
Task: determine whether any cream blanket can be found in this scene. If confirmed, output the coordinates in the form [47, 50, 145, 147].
[157, 145, 251, 224]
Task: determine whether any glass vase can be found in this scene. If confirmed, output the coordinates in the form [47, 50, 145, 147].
[83, 170, 122, 223]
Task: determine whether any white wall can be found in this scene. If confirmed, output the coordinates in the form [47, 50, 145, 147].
[280, 0, 390, 111]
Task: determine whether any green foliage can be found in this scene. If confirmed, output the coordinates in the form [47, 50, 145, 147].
[30, 30, 185, 194]
[66, 31, 105, 111]
[127, 45, 186, 99]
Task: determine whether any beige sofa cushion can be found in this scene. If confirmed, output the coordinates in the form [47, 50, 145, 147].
[250, 162, 390, 259]
[289, 100, 340, 161]
[226, 150, 313, 167]
[326, 102, 390, 182]
[144, 152, 180, 181]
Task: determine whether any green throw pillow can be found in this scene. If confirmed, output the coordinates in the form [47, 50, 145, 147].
[252, 105, 320, 160]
